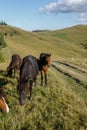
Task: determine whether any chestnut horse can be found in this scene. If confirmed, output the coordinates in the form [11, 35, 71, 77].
[39, 53, 51, 86]
[0, 87, 9, 113]
[7, 54, 22, 77]
[17, 55, 39, 105]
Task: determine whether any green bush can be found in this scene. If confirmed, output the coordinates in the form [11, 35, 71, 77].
[0, 33, 7, 48]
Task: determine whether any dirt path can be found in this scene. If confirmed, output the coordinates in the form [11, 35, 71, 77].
[52, 61, 87, 89]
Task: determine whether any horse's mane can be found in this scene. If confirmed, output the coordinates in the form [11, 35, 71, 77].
[39, 53, 51, 60]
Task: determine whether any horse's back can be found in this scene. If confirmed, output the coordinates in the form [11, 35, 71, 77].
[20, 55, 39, 81]
[23, 55, 39, 70]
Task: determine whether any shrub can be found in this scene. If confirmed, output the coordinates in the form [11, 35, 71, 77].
[0, 33, 7, 48]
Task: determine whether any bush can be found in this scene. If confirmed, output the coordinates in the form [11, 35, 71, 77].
[0, 33, 7, 48]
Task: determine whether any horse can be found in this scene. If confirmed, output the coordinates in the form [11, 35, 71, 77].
[0, 87, 9, 113]
[39, 53, 51, 86]
[17, 55, 39, 105]
[7, 54, 22, 77]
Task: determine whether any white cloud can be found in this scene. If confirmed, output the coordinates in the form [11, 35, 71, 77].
[79, 13, 87, 22]
[39, 0, 87, 14]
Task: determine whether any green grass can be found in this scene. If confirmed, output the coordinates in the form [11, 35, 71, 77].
[0, 68, 87, 130]
[0, 51, 5, 62]
[0, 24, 87, 130]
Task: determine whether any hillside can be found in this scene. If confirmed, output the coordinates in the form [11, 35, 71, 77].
[0, 24, 87, 130]
[0, 24, 87, 63]
[33, 24, 87, 58]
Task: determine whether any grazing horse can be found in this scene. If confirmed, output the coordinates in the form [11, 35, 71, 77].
[39, 53, 51, 86]
[7, 54, 22, 77]
[0, 87, 9, 113]
[17, 55, 39, 105]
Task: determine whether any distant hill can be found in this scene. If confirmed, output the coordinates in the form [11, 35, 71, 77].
[0, 24, 87, 62]
[47, 24, 87, 42]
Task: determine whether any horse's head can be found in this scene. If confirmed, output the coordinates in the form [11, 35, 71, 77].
[0, 97, 9, 113]
[17, 79, 29, 105]
[39, 53, 51, 69]
[45, 53, 51, 67]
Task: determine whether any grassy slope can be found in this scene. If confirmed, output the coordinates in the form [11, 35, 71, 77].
[1, 24, 87, 62]
[33, 27, 87, 59]
[0, 25, 87, 130]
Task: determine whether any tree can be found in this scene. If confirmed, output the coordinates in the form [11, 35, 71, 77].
[0, 20, 7, 25]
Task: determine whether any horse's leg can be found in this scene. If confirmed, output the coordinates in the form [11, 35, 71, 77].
[9, 69, 12, 77]
[29, 81, 33, 101]
[14, 67, 17, 78]
[41, 70, 44, 86]
[14, 68, 16, 77]
[45, 73, 47, 86]
[33, 77, 37, 87]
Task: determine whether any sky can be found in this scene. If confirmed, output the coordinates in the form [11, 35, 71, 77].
[0, 0, 87, 31]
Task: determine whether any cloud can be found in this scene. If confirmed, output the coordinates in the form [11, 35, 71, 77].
[39, 0, 87, 14]
[78, 13, 87, 22]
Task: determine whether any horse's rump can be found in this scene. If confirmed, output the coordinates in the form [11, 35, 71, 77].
[20, 55, 39, 81]
[7, 54, 22, 77]
[8, 54, 22, 69]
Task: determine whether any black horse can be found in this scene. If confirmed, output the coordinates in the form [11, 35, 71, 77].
[7, 54, 22, 77]
[17, 53, 51, 105]
[17, 55, 39, 105]
[39, 53, 51, 86]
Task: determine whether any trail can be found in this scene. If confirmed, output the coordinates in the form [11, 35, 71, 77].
[52, 61, 87, 89]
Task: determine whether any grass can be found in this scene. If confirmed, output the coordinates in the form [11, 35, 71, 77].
[0, 51, 4, 62]
[0, 24, 87, 130]
[52, 62, 87, 85]
[0, 68, 87, 130]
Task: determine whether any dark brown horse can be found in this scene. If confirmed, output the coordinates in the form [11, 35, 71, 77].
[7, 54, 22, 77]
[17, 55, 39, 105]
[0, 87, 9, 113]
[39, 53, 51, 86]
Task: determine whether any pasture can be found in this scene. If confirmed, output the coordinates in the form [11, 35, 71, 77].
[0, 25, 87, 130]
